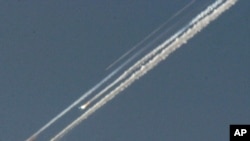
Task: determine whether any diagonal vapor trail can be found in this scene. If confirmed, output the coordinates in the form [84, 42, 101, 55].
[105, 0, 196, 70]
[50, 0, 238, 140]
[25, 55, 128, 141]
[25, 1, 197, 141]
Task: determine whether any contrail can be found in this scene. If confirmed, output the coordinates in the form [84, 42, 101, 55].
[78, 1, 196, 110]
[25, 54, 128, 141]
[105, 0, 196, 70]
[26, 2, 199, 140]
[50, 0, 238, 140]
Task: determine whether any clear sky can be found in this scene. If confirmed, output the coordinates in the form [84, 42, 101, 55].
[0, 0, 249, 141]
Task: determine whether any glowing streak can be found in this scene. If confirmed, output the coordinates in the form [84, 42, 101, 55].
[26, 2, 199, 140]
[79, 102, 90, 110]
[26, 57, 125, 141]
[50, 0, 238, 140]
[78, 0, 197, 116]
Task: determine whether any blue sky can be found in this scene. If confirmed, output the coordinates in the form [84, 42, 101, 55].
[0, 0, 249, 141]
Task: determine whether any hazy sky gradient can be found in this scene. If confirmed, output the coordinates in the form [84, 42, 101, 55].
[0, 0, 249, 141]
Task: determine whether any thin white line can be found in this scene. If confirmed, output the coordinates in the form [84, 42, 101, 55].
[50, 0, 238, 140]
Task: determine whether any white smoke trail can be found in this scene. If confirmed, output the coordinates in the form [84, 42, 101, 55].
[26, 2, 197, 140]
[79, 0, 201, 110]
[50, 0, 238, 140]
[79, 0, 229, 107]
[25, 57, 126, 141]
[105, 0, 196, 70]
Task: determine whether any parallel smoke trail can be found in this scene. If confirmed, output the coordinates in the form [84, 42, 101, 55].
[26, 2, 198, 140]
[80, 0, 199, 110]
[105, 0, 196, 70]
[25, 54, 127, 141]
[51, 0, 238, 140]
